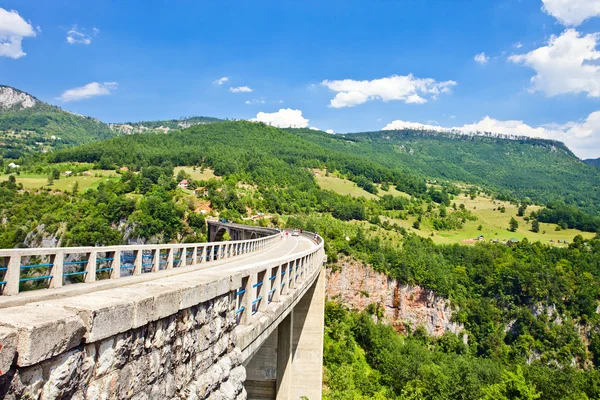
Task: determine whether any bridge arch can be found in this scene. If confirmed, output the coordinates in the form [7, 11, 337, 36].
[214, 227, 228, 242]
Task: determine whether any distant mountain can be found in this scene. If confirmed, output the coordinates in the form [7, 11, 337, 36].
[289, 127, 600, 215]
[0, 85, 116, 158]
[585, 158, 600, 168]
[109, 116, 222, 135]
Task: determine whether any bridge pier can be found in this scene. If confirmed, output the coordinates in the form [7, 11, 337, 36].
[244, 266, 325, 400]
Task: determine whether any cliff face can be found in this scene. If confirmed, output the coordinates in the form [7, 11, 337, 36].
[326, 257, 464, 338]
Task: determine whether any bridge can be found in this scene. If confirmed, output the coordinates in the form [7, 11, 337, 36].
[0, 222, 326, 400]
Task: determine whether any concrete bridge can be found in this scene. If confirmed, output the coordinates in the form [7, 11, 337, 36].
[0, 222, 326, 400]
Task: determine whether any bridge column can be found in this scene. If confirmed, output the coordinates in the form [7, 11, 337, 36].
[291, 267, 325, 400]
[276, 312, 293, 400]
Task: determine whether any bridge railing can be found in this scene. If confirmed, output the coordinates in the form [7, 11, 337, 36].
[235, 233, 325, 326]
[0, 231, 281, 296]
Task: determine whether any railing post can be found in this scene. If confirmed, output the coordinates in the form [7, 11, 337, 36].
[85, 250, 97, 283]
[192, 246, 198, 265]
[167, 248, 174, 269]
[49, 252, 63, 289]
[273, 264, 282, 302]
[4, 255, 20, 295]
[133, 249, 142, 275]
[152, 248, 160, 272]
[198, 246, 204, 263]
[288, 260, 295, 289]
[110, 250, 121, 279]
[241, 276, 253, 325]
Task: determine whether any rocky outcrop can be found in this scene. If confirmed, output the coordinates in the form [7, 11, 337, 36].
[0, 86, 36, 110]
[326, 258, 465, 338]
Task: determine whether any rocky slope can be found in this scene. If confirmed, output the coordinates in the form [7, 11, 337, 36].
[0, 86, 37, 110]
[326, 257, 465, 338]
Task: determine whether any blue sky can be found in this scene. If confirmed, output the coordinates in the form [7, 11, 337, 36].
[2, 0, 600, 158]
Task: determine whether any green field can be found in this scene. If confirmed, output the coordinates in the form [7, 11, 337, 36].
[0, 169, 118, 192]
[314, 170, 379, 200]
[174, 166, 220, 181]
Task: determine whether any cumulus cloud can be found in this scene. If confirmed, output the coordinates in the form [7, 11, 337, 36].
[474, 52, 489, 64]
[66, 25, 97, 45]
[382, 113, 600, 159]
[214, 76, 229, 85]
[320, 74, 456, 108]
[230, 86, 253, 93]
[0, 8, 36, 59]
[326, 129, 335, 134]
[58, 82, 118, 102]
[542, 0, 600, 26]
[250, 108, 309, 128]
[509, 29, 600, 97]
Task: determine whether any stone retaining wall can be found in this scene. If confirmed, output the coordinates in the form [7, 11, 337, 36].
[0, 292, 246, 400]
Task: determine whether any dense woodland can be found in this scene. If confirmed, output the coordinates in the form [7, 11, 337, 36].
[1, 120, 600, 398]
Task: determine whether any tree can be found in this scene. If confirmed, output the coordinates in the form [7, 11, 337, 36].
[481, 367, 541, 400]
[52, 168, 60, 180]
[531, 219, 539, 233]
[509, 217, 519, 232]
[72, 181, 79, 195]
[517, 203, 527, 217]
[412, 220, 420, 229]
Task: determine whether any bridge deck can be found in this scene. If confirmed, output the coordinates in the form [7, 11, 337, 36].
[0, 234, 317, 309]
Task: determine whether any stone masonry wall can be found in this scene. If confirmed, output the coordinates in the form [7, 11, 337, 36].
[0, 293, 247, 400]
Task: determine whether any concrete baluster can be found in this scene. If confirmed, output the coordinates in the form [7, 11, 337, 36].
[110, 250, 121, 279]
[240, 275, 253, 325]
[273, 264, 282, 302]
[3, 254, 20, 295]
[133, 250, 142, 276]
[167, 248, 174, 269]
[152, 248, 161, 272]
[85, 250, 96, 283]
[49, 251, 64, 289]
[257, 270, 267, 313]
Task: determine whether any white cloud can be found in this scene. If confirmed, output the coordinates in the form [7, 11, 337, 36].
[509, 29, 600, 97]
[474, 52, 489, 64]
[58, 82, 118, 102]
[66, 25, 94, 45]
[382, 112, 600, 159]
[230, 86, 253, 93]
[542, 0, 600, 26]
[245, 98, 265, 105]
[0, 8, 36, 59]
[320, 74, 456, 108]
[326, 129, 335, 134]
[250, 108, 309, 128]
[214, 76, 229, 85]
[514, 42, 523, 49]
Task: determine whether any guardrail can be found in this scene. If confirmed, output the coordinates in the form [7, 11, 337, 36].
[0, 230, 280, 296]
[234, 233, 325, 326]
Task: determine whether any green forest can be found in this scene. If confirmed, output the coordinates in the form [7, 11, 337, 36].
[1, 119, 600, 398]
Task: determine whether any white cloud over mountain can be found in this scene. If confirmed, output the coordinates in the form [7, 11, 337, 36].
[250, 108, 309, 128]
[214, 77, 229, 85]
[320, 74, 456, 108]
[58, 82, 118, 102]
[382, 112, 600, 159]
[509, 29, 600, 98]
[0, 8, 36, 59]
[542, 0, 600, 26]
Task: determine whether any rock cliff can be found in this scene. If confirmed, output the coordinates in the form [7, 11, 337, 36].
[0, 86, 36, 110]
[326, 257, 465, 338]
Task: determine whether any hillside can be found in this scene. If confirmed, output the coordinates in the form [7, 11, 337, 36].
[586, 158, 600, 168]
[0, 85, 116, 158]
[290, 128, 600, 215]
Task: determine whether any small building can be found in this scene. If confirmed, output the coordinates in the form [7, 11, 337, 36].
[64, 171, 73, 176]
[178, 179, 189, 189]
[7, 162, 19, 169]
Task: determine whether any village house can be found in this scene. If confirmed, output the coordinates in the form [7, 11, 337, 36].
[178, 179, 189, 189]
